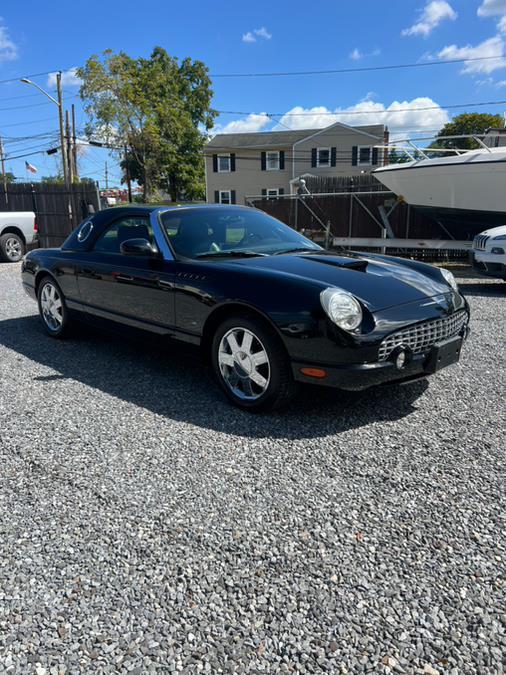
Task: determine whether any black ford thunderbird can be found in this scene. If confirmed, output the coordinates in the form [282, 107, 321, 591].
[21, 205, 469, 411]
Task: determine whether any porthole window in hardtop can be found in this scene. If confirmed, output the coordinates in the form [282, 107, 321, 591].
[77, 220, 93, 242]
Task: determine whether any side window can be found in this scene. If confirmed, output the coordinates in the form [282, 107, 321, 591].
[93, 217, 154, 254]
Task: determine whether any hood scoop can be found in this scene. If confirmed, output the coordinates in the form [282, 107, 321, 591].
[301, 254, 368, 272]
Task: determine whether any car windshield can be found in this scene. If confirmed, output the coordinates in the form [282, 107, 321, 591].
[159, 207, 322, 259]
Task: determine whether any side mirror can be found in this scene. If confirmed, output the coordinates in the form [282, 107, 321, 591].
[120, 238, 158, 256]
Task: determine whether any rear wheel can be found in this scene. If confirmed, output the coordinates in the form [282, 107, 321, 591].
[211, 316, 298, 411]
[37, 276, 72, 338]
[0, 233, 25, 262]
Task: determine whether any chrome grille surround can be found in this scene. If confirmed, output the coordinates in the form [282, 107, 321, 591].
[473, 234, 489, 251]
[378, 310, 468, 362]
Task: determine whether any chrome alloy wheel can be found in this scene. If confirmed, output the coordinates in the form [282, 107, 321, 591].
[5, 236, 22, 261]
[218, 327, 271, 400]
[40, 282, 63, 331]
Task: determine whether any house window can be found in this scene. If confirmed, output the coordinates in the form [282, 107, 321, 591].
[317, 148, 330, 167]
[266, 151, 280, 170]
[218, 155, 231, 172]
[219, 190, 231, 204]
[358, 146, 372, 165]
[266, 189, 279, 197]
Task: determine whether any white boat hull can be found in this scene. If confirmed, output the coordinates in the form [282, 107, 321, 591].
[373, 149, 506, 214]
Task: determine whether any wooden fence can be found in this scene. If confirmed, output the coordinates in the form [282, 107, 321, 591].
[0, 182, 100, 248]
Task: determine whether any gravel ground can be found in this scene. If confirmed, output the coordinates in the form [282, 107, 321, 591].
[0, 262, 504, 674]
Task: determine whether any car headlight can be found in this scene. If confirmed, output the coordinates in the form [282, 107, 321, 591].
[440, 268, 458, 292]
[320, 287, 363, 331]
[493, 235, 506, 240]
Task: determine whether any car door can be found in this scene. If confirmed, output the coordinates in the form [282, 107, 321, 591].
[76, 214, 176, 331]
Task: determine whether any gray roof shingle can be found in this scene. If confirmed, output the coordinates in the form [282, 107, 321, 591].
[207, 129, 317, 149]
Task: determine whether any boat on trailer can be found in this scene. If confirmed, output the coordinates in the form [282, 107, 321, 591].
[372, 132, 506, 234]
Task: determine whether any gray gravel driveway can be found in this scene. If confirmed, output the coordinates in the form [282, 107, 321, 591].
[0, 263, 504, 674]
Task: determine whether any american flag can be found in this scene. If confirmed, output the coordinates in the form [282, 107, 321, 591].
[25, 161, 38, 174]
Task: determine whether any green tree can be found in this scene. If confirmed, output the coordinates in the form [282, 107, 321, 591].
[77, 47, 216, 201]
[432, 112, 504, 150]
[1, 171, 16, 182]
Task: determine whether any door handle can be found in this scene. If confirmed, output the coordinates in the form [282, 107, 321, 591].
[116, 274, 134, 282]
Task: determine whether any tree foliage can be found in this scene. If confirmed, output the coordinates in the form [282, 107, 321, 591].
[1, 171, 16, 183]
[432, 113, 504, 150]
[77, 47, 216, 201]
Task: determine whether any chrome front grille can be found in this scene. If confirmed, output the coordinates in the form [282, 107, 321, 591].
[473, 234, 489, 251]
[378, 310, 468, 362]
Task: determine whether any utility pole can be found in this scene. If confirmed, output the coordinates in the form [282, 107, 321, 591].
[0, 136, 8, 206]
[71, 104, 78, 180]
[105, 161, 109, 190]
[65, 110, 74, 184]
[124, 146, 132, 202]
[56, 72, 69, 187]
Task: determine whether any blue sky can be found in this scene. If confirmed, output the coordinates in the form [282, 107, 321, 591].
[2, 0, 506, 186]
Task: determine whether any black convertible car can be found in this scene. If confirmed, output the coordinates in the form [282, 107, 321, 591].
[21, 205, 469, 411]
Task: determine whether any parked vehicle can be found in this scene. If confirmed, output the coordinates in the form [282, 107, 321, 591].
[0, 211, 37, 262]
[470, 225, 506, 280]
[21, 205, 470, 411]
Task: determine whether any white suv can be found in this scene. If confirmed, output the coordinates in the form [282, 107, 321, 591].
[470, 225, 506, 280]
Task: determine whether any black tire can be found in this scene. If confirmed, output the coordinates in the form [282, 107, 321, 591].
[37, 276, 72, 338]
[211, 315, 298, 411]
[0, 232, 25, 262]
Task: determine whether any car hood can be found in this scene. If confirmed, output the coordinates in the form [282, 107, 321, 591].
[476, 224, 506, 238]
[227, 252, 453, 312]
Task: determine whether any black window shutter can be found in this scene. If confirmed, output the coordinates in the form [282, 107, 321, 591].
[230, 153, 236, 171]
[352, 146, 358, 166]
[231, 190, 236, 204]
[311, 148, 317, 168]
[330, 147, 337, 167]
[212, 154, 218, 172]
[261, 189, 267, 196]
[371, 147, 378, 165]
[214, 190, 219, 203]
[279, 151, 285, 170]
[261, 152, 266, 171]
[279, 188, 284, 195]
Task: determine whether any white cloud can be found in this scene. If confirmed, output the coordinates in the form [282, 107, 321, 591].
[478, 0, 506, 16]
[276, 97, 449, 138]
[212, 112, 271, 135]
[0, 20, 18, 62]
[435, 35, 505, 73]
[47, 67, 82, 88]
[498, 15, 506, 31]
[242, 26, 272, 43]
[349, 47, 381, 60]
[402, 1, 457, 37]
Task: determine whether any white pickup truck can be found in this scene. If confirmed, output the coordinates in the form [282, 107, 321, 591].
[470, 225, 506, 280]
[0, 211, 37, 262]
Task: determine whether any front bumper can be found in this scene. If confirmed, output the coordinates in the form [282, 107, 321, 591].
[469, 250, 506, 279]
[292, 353, 429, 390]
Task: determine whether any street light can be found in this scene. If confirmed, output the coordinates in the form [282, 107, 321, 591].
[20, 72, 68, 186]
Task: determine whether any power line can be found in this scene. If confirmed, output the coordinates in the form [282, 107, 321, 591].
[0, 116, 60, 128]
[211, 55, 506, 78]
[215, 98, 506, 119]
[0, 70, 67, 86]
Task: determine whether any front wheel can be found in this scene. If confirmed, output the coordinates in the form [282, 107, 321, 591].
[211, 316, 298, 411]
[37, 276, 72, 338]
[0, 233, 25, 262]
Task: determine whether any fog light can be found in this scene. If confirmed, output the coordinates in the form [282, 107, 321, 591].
[391, 347, 409, 370]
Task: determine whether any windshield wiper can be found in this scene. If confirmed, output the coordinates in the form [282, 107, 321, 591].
[195, 250, 268, 259]
[273, 247, 322, 255]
